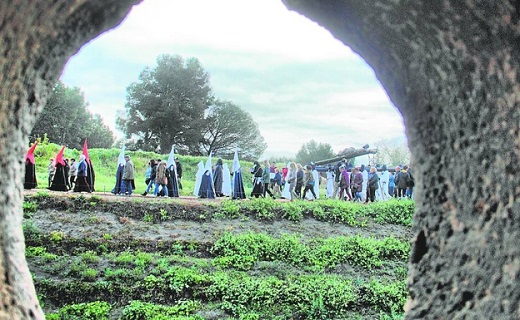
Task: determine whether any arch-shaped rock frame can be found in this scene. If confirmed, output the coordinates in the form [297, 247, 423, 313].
[1, 0, 519, 318]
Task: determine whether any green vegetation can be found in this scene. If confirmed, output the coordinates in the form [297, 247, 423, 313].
[31, 82, 115, 149]
[46, 301, 112, 320]
[23, 181, 413, 319]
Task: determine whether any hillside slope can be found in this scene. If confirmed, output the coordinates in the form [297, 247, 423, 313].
[23, 191, 413, 319]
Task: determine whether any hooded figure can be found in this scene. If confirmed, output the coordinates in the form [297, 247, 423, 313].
[193, 161, 205, 196]
[82, 139, 95, 192]
[166, 145, 179, 197]
[213, 158, 224, 197]
[24, 141, 38, 189]
[250, 161, 263, 198]
[74, 154, 91, 193]
[198, 154, 215, 199]
[361, 164, 368, 201]
[49, 146, 68, 191]
[376, 164, 390, 201]
[232, 148, 246, 199]
[111, 145, 126, 194]
[222, 163, 232, 197]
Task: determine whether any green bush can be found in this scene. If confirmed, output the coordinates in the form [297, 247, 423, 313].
[206, 272, 357, 318]
[218, 199, 242, 219]
[364, 199, 414, 226]
[359, 279, 408, 313]
[163, 266, 209, 294]
[48, 301, 111, 320]
[120, 300, 202, 320]
[212, 232, 409, 271]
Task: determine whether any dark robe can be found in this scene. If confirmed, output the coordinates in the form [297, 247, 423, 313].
[176, 161, 183, 190]
[111, 164, 124, 194]
[74, 160, 91, 192]
[49, 163, 68, 191]
[86, 160, 95, 192]
[232, 170, 246, 200]
[198, 171, 215, 199]
[213, 164, 224, 197]
[167, 165, 179, 197]
[24, 159, 37, 189]
[250, 165, 263, 198]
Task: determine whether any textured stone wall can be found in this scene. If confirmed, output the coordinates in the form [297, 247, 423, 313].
[282, 0, 520, 318]
[0, 1, 140, 318]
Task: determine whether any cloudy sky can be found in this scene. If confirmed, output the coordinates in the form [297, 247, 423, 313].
[60, 0, 406, 159]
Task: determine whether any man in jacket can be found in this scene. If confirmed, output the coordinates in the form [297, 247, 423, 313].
[120, 155, 135, 196]
[395, 165, 409, 198]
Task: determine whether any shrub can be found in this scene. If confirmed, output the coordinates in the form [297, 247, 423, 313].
[23, 201, 38, 218]
[50, 301, 111, 320]
[120, 300, 202, 319]
[218, 199, 242, 219]
[358, 279, 408, 313]
[243, 198, 276, 221]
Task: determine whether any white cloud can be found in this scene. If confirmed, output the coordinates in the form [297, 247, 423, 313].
[60, 0, 406, 159]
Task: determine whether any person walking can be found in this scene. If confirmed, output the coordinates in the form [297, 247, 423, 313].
[250, 161, 263, 198]
[339, 165, 353, 200]
[175, 158, 183, 190]
[142, 159, 157, 196]
[69, 158, 77, 190]
[302, 164, 317, 200]
[262, 160, 275, 198]
[286, 162, 298, 201]
[120, 155, 135, 196]
[395, 165, 409, 198]
[351, 167, 364, 202]
[295, 163, 304, 199]
[331, 161, 342, 199]
[47, 158, 55, 188]
[213, 158, 224, 197]
[366, 167, 379, 203]
[326, 165, 335, 198]
[388, 170, 396, 198]
[74, 154, 91, 193]
[272, 168, 282, 198]
[154, 161, 169, 197]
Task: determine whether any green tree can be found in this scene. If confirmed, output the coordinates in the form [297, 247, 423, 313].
[295, 140, 335, 165]
[85, 114, 115, 149]
[117, 54, 213, 153]
[30, 81, 114, 149]
[200, 100, 266, 160]
[373, 139, 411, 166]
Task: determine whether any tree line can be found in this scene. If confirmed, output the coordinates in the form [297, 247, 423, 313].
[33, 54, 267, 160]
[116, 54, 266, 160]
[30, 82, 115, 149]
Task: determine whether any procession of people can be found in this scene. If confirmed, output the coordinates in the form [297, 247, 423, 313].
[24, 140, 414, 202]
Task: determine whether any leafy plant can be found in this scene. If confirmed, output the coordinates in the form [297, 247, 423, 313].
[120, 300, 202, 319]
[51, 301, 111, 320]
[23, 201, 38, 218]
[143, 213, 154, 223]
[49, 230, 66, 242]
[159, 208, 169, 220]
